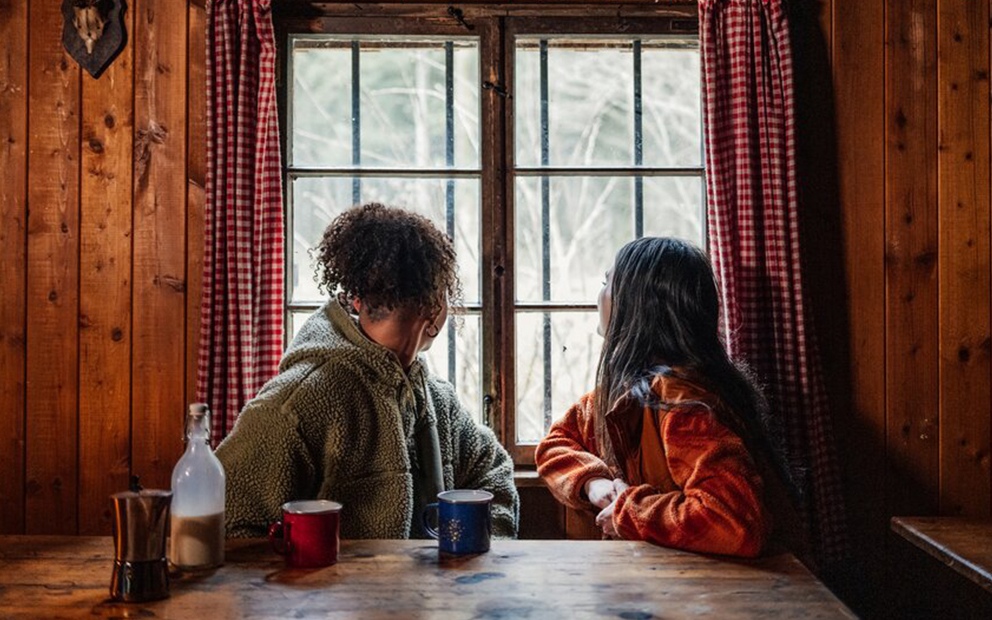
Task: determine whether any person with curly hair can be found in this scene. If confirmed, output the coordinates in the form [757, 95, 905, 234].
[216, 203, 519, 540]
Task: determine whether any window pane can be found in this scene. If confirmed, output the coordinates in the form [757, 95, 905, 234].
[516, 38, 633, 168]
[291, 41, 352, 168]
[515, 311, 602, 443]
[291, 37, 480, 169]
[289, 310, 315, 341]
[423, 314, 483, 425]
[515, 176, 633, 303]
[641, 43, 702, 167]
[291, 176, 481, 305]
[642, 176, 705, 244]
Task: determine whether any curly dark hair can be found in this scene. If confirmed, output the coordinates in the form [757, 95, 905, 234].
[314, 203, 460, 320]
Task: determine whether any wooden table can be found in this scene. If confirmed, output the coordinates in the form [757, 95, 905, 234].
[891, 516, 992, 594]
[0, 536, 855, 619]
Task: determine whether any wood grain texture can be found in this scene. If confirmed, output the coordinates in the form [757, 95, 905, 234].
[288, 1, 700, 19]
[132, 0, 188, 489]
[935, 0, 992, 517]
[891, 517, 992, 594]
[0, 537, 855, 620]
[832, 0, 886, 572]
[479, 16, 502, 441]
[565, 506, 601, 540]
[0, 0, 28, 534]
[306, 0, 698, 4]
[78, 1, 135, 536]
[885, 0, 940, 518]
[517, 485, 564, 539]
[25, 0, 80, 535]
[187, 0, 206, 409]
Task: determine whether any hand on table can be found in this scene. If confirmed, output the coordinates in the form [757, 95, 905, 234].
[591, 478, 630, 539]
[595, 499, 619, 538]
[584, 477, 618, 509]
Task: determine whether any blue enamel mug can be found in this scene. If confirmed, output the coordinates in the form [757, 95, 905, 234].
[422, 490, 493, 554]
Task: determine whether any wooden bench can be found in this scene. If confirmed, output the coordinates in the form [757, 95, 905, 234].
[891, 516, 992, 595]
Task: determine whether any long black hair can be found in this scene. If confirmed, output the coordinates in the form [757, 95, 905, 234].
[594, 237, 795, 496]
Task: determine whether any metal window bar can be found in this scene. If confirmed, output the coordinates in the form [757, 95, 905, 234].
[351, 41, 361, 204]
[540, 39, 552, 433]
[517, 166, 702, 177]
[290, 303, 601, 314]
[288, 302, 486, 313]
[288, 167, 695, 177]
[289, 168, 483, 178]
[445, 41, 457, 388]
[633, 39, 644, 238]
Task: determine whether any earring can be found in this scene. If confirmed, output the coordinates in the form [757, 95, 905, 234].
[426, 323, 440, 338]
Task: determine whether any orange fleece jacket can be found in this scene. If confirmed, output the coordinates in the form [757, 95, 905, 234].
[535, 373, 770, 557]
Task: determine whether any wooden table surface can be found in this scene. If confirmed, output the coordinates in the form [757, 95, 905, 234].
[0, 536, 855, 620]
[891, 516, 992, 594]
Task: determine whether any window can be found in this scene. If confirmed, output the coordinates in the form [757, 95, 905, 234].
[279, 12, 703, 463]
[286, 33, 485, 422]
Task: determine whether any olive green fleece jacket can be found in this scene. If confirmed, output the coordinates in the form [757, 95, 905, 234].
[215, 300, 519, 539]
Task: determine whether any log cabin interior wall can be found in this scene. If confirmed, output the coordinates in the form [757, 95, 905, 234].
[795, 0, 991, 614]
[0, 0, 204, 535]
[1, 0, 991, 615]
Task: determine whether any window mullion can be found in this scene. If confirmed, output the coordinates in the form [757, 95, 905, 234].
[480, 16, 505, 438]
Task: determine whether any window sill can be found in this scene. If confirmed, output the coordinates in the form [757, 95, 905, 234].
[513, 468, 547, 488]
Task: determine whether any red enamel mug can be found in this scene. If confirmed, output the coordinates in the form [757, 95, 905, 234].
[268, 500, 342, 568]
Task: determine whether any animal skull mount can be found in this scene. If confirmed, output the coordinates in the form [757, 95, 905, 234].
[73, 1, 108, 55]
[61, 0, 126, 78]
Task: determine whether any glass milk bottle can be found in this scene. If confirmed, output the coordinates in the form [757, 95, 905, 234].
[169, 404, 225, 570]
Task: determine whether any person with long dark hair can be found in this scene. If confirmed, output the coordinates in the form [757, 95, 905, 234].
[536, 237, 797, 557]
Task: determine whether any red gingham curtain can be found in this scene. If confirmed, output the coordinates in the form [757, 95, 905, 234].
[199, 0, 284, 444]
[699, 0, 848, 566]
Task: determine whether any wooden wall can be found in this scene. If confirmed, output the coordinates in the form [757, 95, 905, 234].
[0, 0, 204, 535]
[796, 0, 992, 614]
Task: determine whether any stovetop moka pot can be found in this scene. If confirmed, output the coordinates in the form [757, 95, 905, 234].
[110, 477, 172, 602]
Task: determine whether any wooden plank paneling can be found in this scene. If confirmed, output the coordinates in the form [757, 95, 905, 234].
[565, 506, 600, 540]
[132, 0, 189, 489]
[0, 0, 28, 534]
[78, 4, 135, 534]
[936, 0, 992, 517]
[885, 0, 940, 518]
[517, 486, 564, 539]
[187, 0, 206, 411]
[282, 2, 699, 19]
[25, 0, 80, 534]
[832, 0, 886, 572]
[818, 0, 832, 65]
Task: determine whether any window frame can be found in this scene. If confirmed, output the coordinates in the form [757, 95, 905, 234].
[275, 7, 702, 465]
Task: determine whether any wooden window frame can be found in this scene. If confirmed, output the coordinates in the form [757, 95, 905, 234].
[275, 4, 700, 466]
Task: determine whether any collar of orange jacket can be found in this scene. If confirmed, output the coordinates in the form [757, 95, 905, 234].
[603, 367, 724, 475]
